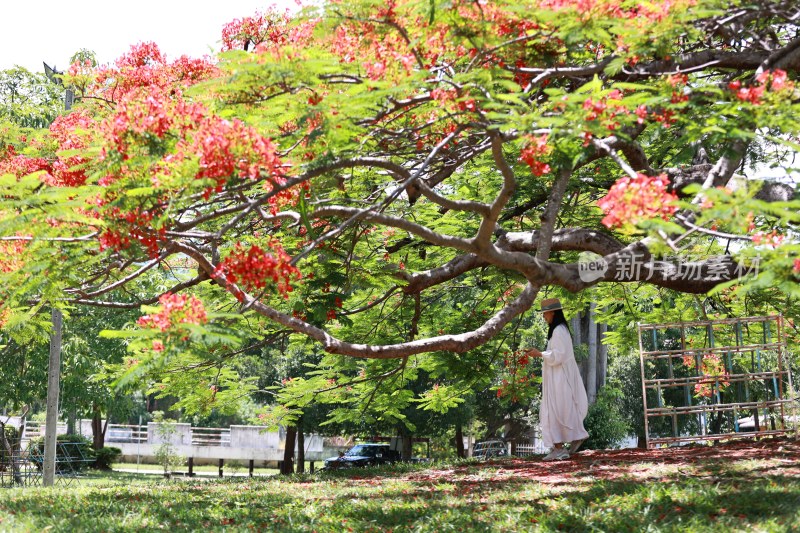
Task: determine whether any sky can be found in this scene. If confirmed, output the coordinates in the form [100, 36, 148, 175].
[0, 1, 293, 73]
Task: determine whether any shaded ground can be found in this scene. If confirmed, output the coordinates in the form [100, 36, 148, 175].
[399, 436, 800, 487]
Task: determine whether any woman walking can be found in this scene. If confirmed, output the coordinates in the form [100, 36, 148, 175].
[526, 298, 589, 461]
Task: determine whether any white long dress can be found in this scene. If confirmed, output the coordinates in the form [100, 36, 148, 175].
[539, 323, 589, 447]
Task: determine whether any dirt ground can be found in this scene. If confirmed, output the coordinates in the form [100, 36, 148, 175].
[401, 435, 800, 486]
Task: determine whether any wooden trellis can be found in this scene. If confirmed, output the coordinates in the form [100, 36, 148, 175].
[638, 315, 797, 448]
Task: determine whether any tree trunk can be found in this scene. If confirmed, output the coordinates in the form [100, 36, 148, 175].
[587, 302, 598, 405]
[454, 425, 465, 459]
[572, 314, 582, 345]
[66, 409, 76, 436]
[573, 312, 589, 386]
[280, 426, 296, 475]
[296, 418, 305, 474]
[402, 436, 413, 461]
[398, 425, 413, 461]
[598, 322, 608, 391]
[91, 403, 105, 451]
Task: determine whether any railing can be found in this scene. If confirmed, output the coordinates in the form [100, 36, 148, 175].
[22, 423, 235, 447]
[106, 424, 147, 444]
[191, 427, 231, 447]
[20, 422, 65, 441]
[515, 443, 548, 456]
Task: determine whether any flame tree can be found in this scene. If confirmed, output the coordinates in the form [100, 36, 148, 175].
[0, 0, 798, 419]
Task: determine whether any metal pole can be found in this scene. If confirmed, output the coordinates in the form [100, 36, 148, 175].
[41, 70, 72, 487]
[136, 415, 142, 471]
[43, 308, 63, 487]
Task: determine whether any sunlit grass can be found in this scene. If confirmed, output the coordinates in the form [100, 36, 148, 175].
[0, 453, 797, 532]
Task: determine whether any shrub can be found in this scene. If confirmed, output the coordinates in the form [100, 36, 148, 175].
[583, 385, 631, 450]
[0, 425, 20, 463]
[151, 413, 184, 476]
[92, 447, 122, 470]
[28, 434, 95, 472]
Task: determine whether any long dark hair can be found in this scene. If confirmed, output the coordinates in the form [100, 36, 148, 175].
[546, 309, 571, 341]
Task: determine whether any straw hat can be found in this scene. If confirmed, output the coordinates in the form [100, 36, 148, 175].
[539, 298, 563, 312]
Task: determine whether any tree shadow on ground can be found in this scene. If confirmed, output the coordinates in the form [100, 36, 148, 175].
[1, 437, 798, 532]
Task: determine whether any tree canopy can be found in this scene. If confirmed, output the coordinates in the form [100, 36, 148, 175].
[0, 0, 798, 421]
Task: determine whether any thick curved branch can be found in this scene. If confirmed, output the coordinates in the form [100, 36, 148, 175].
[174, 240, 540, 359]
[67, 272, 209, 308]
[65, 251, 168, 298]
[623, 50, 770, 79]
[291, 130, 461, 265]
[401, 228, 627, 295]
[535, 167, 572, 261]
[499, 228, 625, 257]
[546, 244, 743, 294]
[474, 134, 516, 248]
[340, 286, 401, 315]
[401, 254, 487, 294]
[312, 206, 474, 253]
[0, 233, 98, 243]
[592, 138, 639, 179]
[701, 139, 749, 190]
[414, 181, 490, 215]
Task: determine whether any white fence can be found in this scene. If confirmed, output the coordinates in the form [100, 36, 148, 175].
[18, 421, 327, 463]
[515, 442, 548, 456]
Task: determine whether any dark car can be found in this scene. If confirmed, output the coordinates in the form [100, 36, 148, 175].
[324, 443, 401, 469]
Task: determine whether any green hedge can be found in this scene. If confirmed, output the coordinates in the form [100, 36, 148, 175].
[92, 446, 122, 470]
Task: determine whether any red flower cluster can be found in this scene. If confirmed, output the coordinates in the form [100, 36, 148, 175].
[45, 112, 95, 187]
[103, 87, 202, 152]
[116, 41, 165, 68]
[97, 207, 166, 258]
[582, 89, 630, 133]
[729, 69, 794, 104]
[519, 134, 551, 176]
[0, 238, 27, 274]
[751, 230, 784, 248]
[537, 0, 694, 22]
[213, 241, 302, 299]
[597, 173, 678, 229]
[0, 112, 95, 187]
[327, 3, 459, 79]
[101, 87, 284, 196]
[682, 353, 730, 398]
[0, 152, 50, 179]
[0, 307, 10, 329]
[80, 42, 217, 100]
[137, 292, 208, 332]
[190, 116, 282, 190]
[221, 9, 318, 56]
[221, 11, 289, 51]
[496, 350, 536, 403]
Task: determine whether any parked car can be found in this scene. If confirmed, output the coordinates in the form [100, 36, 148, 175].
[324, 443, 401, 469]
[472, 440, 508, 460]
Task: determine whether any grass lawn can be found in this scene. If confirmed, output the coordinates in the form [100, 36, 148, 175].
[0, 437, 798, 531]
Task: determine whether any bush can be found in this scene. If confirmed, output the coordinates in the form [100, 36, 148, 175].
[583, 385, 631, 450]
[28, 434, 95, 472]
[0, 425, 20, 464]
[92, 447, 122, 470]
